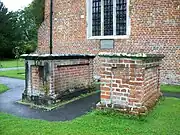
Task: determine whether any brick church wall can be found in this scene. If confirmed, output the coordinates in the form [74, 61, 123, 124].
[37, 0, 180, 84]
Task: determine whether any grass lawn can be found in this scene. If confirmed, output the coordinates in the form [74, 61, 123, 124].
[0, 59, 24, 68]
[0, 84, 9, 94]
[0, 97, 180, 135]
[161, 84, 180, 93]
[0, 69, 25, 80]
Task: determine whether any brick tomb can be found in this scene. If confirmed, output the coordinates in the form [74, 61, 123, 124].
[97, 53, 164, 114]
[21, 54, 95, 105]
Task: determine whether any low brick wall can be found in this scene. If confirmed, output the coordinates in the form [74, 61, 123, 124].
[97, 53, 164, 114]
[22, 54, 95, 105]
[53, 59, 93, 96]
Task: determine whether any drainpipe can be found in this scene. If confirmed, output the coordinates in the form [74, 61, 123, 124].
[50, 0, 53, 54]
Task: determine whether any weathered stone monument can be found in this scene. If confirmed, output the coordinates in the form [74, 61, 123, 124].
[21, 54, 95, 105]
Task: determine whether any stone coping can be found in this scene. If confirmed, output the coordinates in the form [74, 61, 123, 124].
[98, 52, 165, 59]
[21, 54, 96, 60]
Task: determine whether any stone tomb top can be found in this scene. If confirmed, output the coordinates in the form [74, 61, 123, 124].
[98, 52, 165, 59]
[21, 53, 96, 60]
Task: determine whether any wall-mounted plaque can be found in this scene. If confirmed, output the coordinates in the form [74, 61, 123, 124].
[100, 40, 114, 49]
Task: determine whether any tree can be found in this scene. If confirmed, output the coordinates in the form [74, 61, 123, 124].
[31, 0, 45, 27]
[13, 0, 45, 54]
[0, 2, 15, 58]
[0, 0, 45, 59]
[13, 6, 38, 53]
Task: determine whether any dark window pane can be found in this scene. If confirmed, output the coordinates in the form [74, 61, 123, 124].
[92, 0, 101, 36]
[116, 0, 126, 35]
[104, 0, 113, 35]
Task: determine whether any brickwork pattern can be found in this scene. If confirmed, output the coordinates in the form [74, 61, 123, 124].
[37, 0, 180, 84]
[31, 66, 45, 93]
[99, 56, 162, 113]
[29, 58, 94, 99]
[53, 60, 92, 95]
[143, 67, 160, 104]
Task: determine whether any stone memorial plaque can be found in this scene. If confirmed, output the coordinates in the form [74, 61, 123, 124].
[100, 40, 114, 49]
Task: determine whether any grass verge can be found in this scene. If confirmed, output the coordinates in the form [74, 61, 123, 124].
[161, 84, 180, 93]
[0, 97, 180, 135]
[0, 84, 9, 94]
[0, 69, 25, 80]
[0, 59, 24, 68]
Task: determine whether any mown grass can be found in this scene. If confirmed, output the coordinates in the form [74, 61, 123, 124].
[0, 97, 180, 135]
[0, 69, 25, 80]
[0, 84, 9, 94]
[161, 84, 180, 93]
[0, 59, 24, 68]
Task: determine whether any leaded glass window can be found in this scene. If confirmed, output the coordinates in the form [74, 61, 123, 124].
[92, 0, 101, 36]
[116, 0, 126, 35]
[88, 0, 129, 38]
[104, 0, 113, 35]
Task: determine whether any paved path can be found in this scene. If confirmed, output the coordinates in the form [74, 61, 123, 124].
[163, 92, 180, 98]
[0, 67, 25, 71]
[0, 77, 100, 121]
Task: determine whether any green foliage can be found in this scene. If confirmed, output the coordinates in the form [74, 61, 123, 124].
[0, 0, 45, 59]
[0, 98, 180, 134]
[23, 40, 37, 54]
[0, 2, 15, 58]
[11, 5, 38, 55]
[31, 0, 45, 27]
[0, 83, 9, 94]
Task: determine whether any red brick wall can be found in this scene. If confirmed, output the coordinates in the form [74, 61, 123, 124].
[98, 55, 162, 113]
[143, 67, 160, 104]
[37, 0, 180, 84]
[29, 58, 94, 99]
[31, 66, 44, 92]
[54, 65, 91, 94]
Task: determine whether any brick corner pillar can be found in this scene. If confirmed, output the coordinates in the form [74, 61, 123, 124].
[97, 53, 165, 114]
